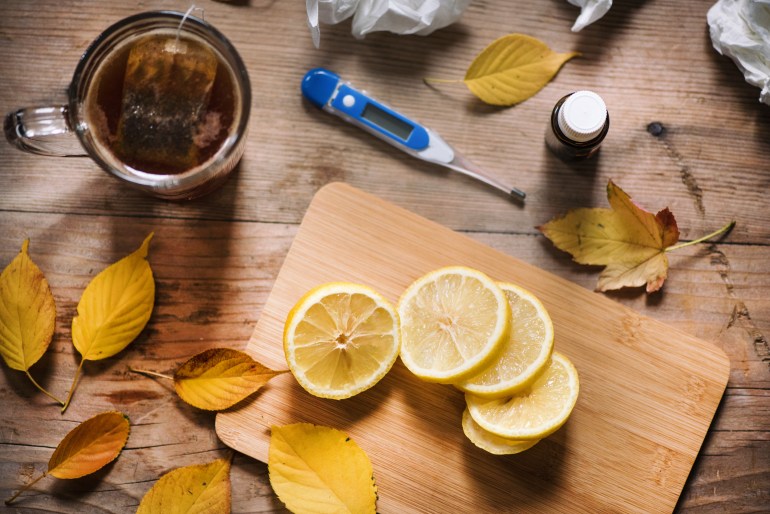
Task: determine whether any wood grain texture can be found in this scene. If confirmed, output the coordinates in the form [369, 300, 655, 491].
[0, 0, 768, 512]
[1, 0, 768, 241]
[215, 183, 730, 513]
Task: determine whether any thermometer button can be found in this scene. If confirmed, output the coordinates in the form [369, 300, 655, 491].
[342, 94, 356, 108]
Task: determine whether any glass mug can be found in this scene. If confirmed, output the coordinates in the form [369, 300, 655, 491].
[4, 11, 251, 200]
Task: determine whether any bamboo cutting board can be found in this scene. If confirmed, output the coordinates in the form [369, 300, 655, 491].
[216, 183, 730, 513]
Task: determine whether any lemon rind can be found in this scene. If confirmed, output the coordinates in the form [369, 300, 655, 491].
[466, 351, 580, 440]
[462, 408, 541, 455]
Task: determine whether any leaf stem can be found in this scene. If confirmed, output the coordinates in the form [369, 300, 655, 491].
[24, 371, 64, 406]
[422, 77, 463, 85]
[128, 367, 173, 381]
[61, 358, 85, 414]
[5, 471, 47, 505]
[666, 221, 736, 252]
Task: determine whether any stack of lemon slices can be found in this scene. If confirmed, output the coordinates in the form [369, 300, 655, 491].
[398, 266, 579, 454]
[282, 266, 579, 455]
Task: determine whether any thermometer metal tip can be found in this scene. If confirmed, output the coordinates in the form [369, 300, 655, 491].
[444, 153, 526, 202]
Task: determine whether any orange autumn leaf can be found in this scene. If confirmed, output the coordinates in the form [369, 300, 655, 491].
[173, 348, 287, 411]
[5, 411, 130, 505]
[136, 456, 232, 514]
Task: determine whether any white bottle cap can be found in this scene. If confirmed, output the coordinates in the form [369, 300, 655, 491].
[558, 91, 607, 142]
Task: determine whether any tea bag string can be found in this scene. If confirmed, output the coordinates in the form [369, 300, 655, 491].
[173, 4, 205, 50]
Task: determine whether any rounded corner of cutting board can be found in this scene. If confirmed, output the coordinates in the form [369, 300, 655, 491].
[313, 181, 357, 200]
[214, 411, 237, 447]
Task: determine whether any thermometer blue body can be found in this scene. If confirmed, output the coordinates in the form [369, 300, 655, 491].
[301, 67, 525, 200]
[301, 67, 457, 165]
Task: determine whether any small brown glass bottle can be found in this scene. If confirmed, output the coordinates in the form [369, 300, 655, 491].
[545, 90, 609, 161]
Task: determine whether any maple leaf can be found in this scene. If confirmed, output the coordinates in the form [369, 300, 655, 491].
[538, 180, 734, 293]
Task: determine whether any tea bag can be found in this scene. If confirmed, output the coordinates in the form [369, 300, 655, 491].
[117, 35, 218, 173]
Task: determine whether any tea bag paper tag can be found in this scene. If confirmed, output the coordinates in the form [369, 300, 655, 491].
[708, 0, 770, 106]
[565, 0, 613, 32]
[164, 38, 189, 54]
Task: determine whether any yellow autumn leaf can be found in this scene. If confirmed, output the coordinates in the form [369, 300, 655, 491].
[5, 411, 130, 505]
[72, 233, 155, 360]
[136, 456, 232, 514]
[458, 34, 579, 106]
[62, 233, 155, 412]
[174, 348, 287, 411]
[269, 423, 377, 514]
[539, 180, 734, 293]
[0, 240, 62, 404]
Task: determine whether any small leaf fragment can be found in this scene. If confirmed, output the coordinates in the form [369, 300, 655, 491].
[463, 34, 579, 106]
[71, 233, 155, 361]
[269, 423, 377, 514]
[0, 240, 56, 372]
[48, 411, 130, 479]
[173, 348, 287, 410]
[136, 456, 232, 514]
[538, 180, 680, 292]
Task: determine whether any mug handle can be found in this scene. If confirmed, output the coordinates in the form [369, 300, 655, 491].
[4, 105, 87, 156]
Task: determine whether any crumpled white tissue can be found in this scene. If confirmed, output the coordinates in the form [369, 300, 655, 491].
[566, 0, 613, 32]
[307, 0, 470, 46]
[708, 0, 770, 106]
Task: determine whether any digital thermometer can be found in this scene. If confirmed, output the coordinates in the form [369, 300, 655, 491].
[301, 68, 526, 200]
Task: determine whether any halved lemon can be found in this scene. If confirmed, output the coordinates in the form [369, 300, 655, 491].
[283, 282, 400, 399]
[466, 351, 579, 440]
[456, 283, 554, 398]
[462, 409, 540, 455]
[398, 266, 510, 384]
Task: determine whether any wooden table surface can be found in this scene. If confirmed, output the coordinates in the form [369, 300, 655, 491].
[0, 1, 767, 513]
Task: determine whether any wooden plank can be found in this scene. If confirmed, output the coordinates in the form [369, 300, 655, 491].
[0, 0, 768, 244]
[215, 183, 732, 513]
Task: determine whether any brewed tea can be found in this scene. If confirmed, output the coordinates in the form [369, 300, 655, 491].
[86, 30, 236, 174]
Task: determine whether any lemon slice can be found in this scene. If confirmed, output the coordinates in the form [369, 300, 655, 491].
[457, 283, 554, 398]
[398, 266, 510, 383]
[466, 351, 579, 440]
[462, 409, 540, 455]
[283, 282, 400, 399]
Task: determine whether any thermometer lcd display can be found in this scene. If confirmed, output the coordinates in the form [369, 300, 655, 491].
[361, 102, 414, 140]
